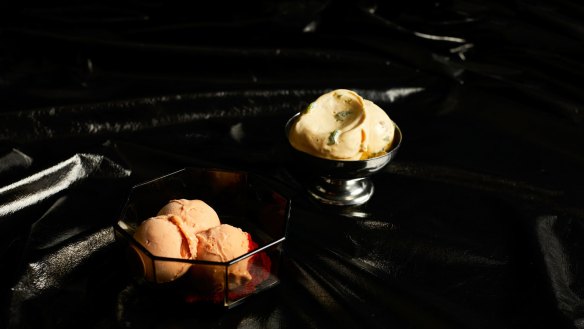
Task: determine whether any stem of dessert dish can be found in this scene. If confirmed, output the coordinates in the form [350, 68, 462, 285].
[308, 177, 374, 206]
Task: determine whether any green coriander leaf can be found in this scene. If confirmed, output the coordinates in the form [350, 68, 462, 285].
[327, 130, 340, 145]
[334, 111, 353, 122]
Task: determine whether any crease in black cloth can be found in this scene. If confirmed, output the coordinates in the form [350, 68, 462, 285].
[0, 1, 583, 328]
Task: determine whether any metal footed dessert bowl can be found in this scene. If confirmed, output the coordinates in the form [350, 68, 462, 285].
[285, 112, 402, 207]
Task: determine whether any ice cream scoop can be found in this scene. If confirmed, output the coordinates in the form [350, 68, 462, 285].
[288, 89, 395, 160]
[132, 214, 196, 283]
[190, 224, 252, 292]
[158, 199, 220, 234]
[362, 99, 395, 158]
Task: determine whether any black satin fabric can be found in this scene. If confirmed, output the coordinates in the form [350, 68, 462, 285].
[1, 1, 583, 328]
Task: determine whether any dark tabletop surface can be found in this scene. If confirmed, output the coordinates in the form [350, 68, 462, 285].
[1, 1, 583, 328]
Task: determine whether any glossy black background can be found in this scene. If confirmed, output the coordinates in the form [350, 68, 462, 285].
[1, 1, 583, 328]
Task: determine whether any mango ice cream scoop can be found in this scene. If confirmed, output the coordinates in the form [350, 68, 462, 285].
[157, 199, 220, 233]
[190, 224, 253, 292]
[132, 214, 197, 283]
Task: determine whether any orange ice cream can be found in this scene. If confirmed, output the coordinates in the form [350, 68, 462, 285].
[132, 214, 196, 283]
[289, 89, 395, 160]
[131, 198, 265, 296]
[158, 199, 220, 233]
[190, 224, 253, 292]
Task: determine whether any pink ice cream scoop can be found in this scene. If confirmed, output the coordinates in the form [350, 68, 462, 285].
[158, 199, 221, 234]
[190, 224, 253, 292]
[132, 214, 197, 283]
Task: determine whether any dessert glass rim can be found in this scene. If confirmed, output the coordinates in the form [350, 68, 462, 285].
[130, 167, 246, 189]
[114, 166, 291, 266]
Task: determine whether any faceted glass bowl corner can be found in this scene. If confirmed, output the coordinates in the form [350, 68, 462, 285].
[114, 167, 290, 307]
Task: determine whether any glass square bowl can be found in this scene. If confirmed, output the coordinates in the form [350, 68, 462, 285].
[114, 167, 290, 307]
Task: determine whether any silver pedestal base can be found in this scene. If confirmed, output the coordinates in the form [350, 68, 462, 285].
[307, 177, 374, 207]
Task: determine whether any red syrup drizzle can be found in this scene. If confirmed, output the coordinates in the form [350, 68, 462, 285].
[184, 233, 272, 304]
